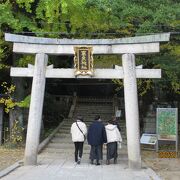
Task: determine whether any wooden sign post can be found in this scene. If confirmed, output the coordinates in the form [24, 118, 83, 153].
[74, 47, 94, 76]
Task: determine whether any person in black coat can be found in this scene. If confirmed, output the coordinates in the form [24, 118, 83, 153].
[87, 115, 107, 165]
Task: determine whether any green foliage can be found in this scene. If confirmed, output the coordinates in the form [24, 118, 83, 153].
[18, 55, 34, 67]
[16, 0, 35, 13]
[0, 82, 16, 113]
[0, 0, 179, 97]
[0, 82, 30, 112]
[113, 79, 153, 97]
[16, 95, 30, 108]
[0, 32, 6, 69]
[137, 79, 153, 96]
[3, 120, 24, 148]
[10, 120, 24, 145]
[0, 31, 11, 70]
[94, 55, 121, 68]
[112, 79, 124, 92]
[0, 2, 20, 30]
[0, 32, 5, 61]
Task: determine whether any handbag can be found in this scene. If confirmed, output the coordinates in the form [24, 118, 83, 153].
[118, 142, 122, 149]
[76, 122, 86, 141]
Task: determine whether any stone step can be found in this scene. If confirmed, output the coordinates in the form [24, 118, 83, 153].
[75, 105, 113, 108]
[74, 109, 112, 111]
[41, 97, 129, 159]
[43, 147, 127, 154]
[56, 130, 127, 136]
[74, 110, 112, 113]
[54, 134, 127, 141]
[62, 124, 127, 129]
[64, 122, 122, 125]
[77, 100, 113, 103]
[54, 133, 71, 138]
[75, 106, 113, 107]
[74, 110, 113, 113]
[73, 109, 113, 112]
[62, 124, 126, 128]
[143, 123, 156, 129]
[143, 129, 156, 134]
[44, 145, 128, 152]
[47, 143, 91, 149]
[39, 153, 128, 161]
[74, 112, 113, 115]
[63, 121, 126, 125]
[72, 116, 113, 120]
[64, 119, 126, 122]
[146, 112, 156, 117]
[57, 131, 120, 135]
[56, 130, 70, 134]
[60, 125, 127, 130]
[50, 138, 72, 143]
[68, 120, 126, 123]
[76, 103, 113, 106]
[48, 140, 127, 146]
[75, 110, 113, 112]
[50, 137, 127, 144]
[143, 118, 156, 123]
[73, 110, 113, 115]
[77, 101, 113, 104]
[75, 104, 112, 106]
[73, 116, 113, 119]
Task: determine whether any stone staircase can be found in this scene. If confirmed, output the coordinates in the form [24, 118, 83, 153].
[74, 96, 114, 122]
[40, 97, 127, 161]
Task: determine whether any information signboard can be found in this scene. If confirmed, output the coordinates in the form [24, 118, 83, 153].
[156, 108, 178, 153]
[140, 133, 157, 145]
[116, 110, 121, 117]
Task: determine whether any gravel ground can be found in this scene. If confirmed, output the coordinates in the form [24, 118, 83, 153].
[0, 147, 24, 171]
[142, 150, 180, 180]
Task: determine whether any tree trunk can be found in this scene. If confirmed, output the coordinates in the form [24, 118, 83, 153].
[0, 105, 3, 145]
[9, 76, 25, 127]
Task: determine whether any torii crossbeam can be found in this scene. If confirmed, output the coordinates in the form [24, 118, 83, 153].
[11, 66, 161, 79]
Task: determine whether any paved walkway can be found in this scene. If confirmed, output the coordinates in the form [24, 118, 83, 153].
[1, 151, 161, 180]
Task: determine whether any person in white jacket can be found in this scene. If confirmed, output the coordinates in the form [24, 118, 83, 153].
[105, 120, 122, 165]
[71, 115, 87, 164]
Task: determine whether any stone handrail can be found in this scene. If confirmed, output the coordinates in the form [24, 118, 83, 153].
[78, 96, 113, 103]
[38, 120, 65, 153]
[68, 93, 77, 119]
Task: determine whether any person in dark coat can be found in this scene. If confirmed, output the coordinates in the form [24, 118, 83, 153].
[87, 115, 107, 165]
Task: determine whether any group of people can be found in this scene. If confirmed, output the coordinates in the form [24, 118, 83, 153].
[70, 115, 122, 165]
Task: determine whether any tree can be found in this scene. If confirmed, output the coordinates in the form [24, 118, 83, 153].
[0, 0, 179, 98]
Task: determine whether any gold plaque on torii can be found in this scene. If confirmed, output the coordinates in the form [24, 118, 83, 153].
[74, 46, 94, 76]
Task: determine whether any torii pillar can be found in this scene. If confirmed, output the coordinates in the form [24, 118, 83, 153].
[122, 53, 141, 169]
[24, 53, 48, 165]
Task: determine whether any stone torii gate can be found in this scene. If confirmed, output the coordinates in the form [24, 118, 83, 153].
[5, 33, 170, 169]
